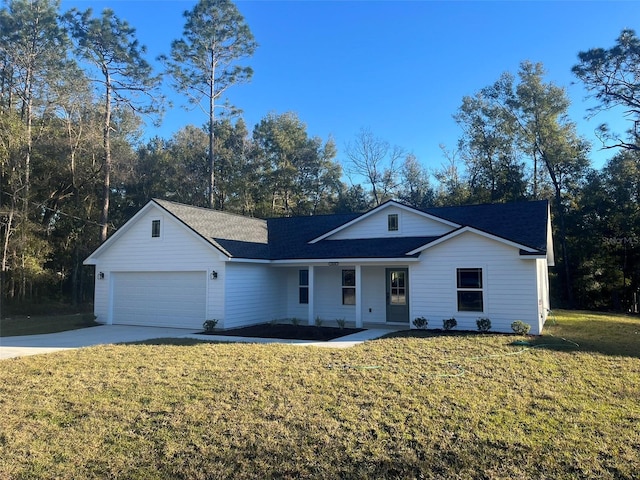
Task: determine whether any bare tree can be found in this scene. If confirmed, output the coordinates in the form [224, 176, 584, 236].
[344, 128, 404, 206]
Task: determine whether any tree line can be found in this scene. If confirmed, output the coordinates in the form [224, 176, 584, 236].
[0, 0, 638, 313]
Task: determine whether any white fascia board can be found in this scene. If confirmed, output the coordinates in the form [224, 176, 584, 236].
[308, 200, 461, 244]
[270, 257, 421, 265]
[83, 200, 232, 265]
[546, 204, 556, 267]
[152, 201, 235, 258]
[227, 257, 270, 264]
[406, 226, 542, 256]
[518, 253, 547, 260]
[83, 201, 158, 265]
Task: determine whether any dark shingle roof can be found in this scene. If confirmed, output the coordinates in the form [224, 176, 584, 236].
[154, 199, 269, 258]
[422, 200, 549, 252]
[153, 198, 549, 260]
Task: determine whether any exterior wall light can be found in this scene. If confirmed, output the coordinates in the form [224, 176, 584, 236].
[210, 271, 218, 280]
[98, 272, 105, 280]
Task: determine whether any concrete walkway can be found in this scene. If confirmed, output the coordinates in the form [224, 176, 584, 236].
[0, 324, 398, 360]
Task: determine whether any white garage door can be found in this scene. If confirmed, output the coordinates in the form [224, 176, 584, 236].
[112, 271, 207, 329]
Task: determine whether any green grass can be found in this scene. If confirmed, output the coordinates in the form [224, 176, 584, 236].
[0, 313, 100, 337]
[0, 310, 639, 479]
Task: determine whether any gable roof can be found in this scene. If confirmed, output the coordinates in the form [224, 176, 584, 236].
[86, 198, 551, 264]
[267, 213, 437, 260]
[153, 199, 270, 259]
[268, 200, 549, 260]
[309, 200, 460, 243]
[422, 200, 550, 252]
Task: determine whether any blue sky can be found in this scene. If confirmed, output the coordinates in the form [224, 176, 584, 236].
[61, 0, 640, 173]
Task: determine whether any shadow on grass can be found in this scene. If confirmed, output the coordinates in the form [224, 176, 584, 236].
[380, 312, 640, 359]
[123, 338, 223, 346]
[0, 314, 100, 337]
[380, 329, 505, 340]
[537, 317, 640, 359]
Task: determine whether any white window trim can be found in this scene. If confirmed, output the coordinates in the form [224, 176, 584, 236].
[342, 268, 356, 306]
[387, 213, 399, 233]
[299, 269, 309, 305]
[455, 266, 487, 314]
[151, 217, 163, 240]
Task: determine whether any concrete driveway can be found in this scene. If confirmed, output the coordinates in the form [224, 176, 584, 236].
[0, 324, 395, 360]
[0, 325, 199, 360]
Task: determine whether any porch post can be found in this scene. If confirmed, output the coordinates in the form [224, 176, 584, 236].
[355, 265, 362, 328]
[308, 265, 315, 326]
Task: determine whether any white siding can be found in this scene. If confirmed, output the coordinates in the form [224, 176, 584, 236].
[285, 268, 308, 321]
[92, 206, 225, 325]
[282, 266, 388, 324]
[361, 266, 387, 324]
[411, 231, 539, 333]
[224, 263, 284, 328]
[328, 206, 455, 240]
[536, 258, 550, 334]
[313, 266, 357, 322]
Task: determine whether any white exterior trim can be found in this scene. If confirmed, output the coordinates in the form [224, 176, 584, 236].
[355, 265, 362, 328]
[308, 266, 315, 326]
[406, 226, 542, 256]
[84, 201, 229, 264]
[270, 257, 421, 265]
[86, 199, 552, 335]
[309, 200, 460, 244]
[84, 201, 157, 264]
[546, 204, 555, 266]
[227, 257, 268, 263]
[454, 265, 488, 315]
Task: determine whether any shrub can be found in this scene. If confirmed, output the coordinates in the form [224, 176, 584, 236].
[202, 319, 218, 333]
[443, 317, 457, 331]
[314, 316, 324, 327]
[511, 320, 531, 335]
[476, 317, 492, 332]
[412, 316, 428, 329]
[290, 317, 301, 326]
[336, 318, 346, 329]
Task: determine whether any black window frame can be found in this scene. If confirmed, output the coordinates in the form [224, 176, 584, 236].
[342, 269, 356, 305]
[456, 268, 484, 312]
[388, 213, 399, 232]
[299, 269, 309, 304]
[151, 219, 161, 238]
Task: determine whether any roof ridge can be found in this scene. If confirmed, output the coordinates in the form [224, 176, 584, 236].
[153, 198, 267, 224]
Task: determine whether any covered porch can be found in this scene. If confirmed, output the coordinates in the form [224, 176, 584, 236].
[275, 261, 418, 328]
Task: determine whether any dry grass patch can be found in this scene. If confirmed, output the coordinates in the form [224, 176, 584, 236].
[0, 310, 639, 479]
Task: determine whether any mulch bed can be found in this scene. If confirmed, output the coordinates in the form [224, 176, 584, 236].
[200, 323, 364, 341]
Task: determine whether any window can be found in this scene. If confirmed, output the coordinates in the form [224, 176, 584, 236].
[388, 213, 399, 231]
[299, 269, 309, 304]
[389, 270, 406, 305]
[151, 219, 161, 238]
[457, 268, 483, 312]
[342, 269, 356, 305]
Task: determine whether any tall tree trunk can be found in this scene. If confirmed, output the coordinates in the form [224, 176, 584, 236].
[208, 56, 216, 209]
[1, 205, 14, 309]
[100, 77, 112, 243]
[71, 243, 81, 306]
[546, 160, 575, 307]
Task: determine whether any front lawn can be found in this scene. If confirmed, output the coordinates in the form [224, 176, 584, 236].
[0, 310, 638, 479]
[0, 313, 99, 337]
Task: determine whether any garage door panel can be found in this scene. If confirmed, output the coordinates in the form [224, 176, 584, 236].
[112, 272, 206, 329]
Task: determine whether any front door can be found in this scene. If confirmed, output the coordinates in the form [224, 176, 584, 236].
[386, 268, 409, 323]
